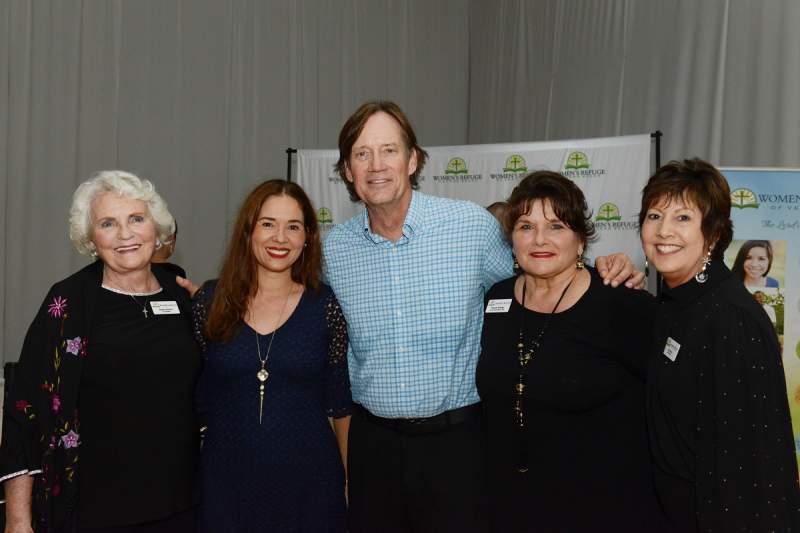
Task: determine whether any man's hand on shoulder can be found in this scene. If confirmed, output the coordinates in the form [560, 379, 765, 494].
[176, 276, 200, 298]
[595, 253, 646, 289]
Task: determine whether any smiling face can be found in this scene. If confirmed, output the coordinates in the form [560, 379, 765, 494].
[743, 246, 771, 282]
[250, 194, 306, 277]
[640, 195, 709, 288]
[511, 199, 583, 280]
[345, 111, 418, 212]
[90, 193, 158, 276]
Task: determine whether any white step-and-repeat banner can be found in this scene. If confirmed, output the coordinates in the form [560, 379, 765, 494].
[721, 168, 800, 464]
[296, 134, 652, 266]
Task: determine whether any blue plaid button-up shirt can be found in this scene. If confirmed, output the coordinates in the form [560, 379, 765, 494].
[322, 191, 513, 418]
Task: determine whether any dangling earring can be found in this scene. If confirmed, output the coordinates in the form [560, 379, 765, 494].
[513, 256, 519, 271]
[576, 251, 585, 270]
[644, 257, 650, 277]
[695, 249, 712, 283]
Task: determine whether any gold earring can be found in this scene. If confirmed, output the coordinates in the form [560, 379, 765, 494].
[576, 251, 584, 270]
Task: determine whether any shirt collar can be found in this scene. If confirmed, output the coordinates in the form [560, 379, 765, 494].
[659, 260, 731, 304]
[360, 191, 424, 244]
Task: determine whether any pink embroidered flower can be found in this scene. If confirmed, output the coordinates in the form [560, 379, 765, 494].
[51, 395, 61, 413]
[15, 400, 29, 411]
[60, 430, 79, 449]
[47, 296, 68, 318]
[65, 337, 82, 356]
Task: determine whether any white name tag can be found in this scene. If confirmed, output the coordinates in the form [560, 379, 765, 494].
[150, 301, 180, 315]
[486, 299, 512, 313]
[663, 337, 681, 361]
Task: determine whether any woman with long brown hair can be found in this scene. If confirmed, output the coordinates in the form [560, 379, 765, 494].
[192, 179, 352, 533]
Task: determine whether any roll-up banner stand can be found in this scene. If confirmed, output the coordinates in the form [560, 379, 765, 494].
[721, 168, 800, 466]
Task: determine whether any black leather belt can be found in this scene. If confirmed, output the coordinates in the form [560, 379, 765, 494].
[355, 403, 482, 435]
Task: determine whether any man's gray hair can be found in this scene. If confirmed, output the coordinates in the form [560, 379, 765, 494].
[68, 170, 175, 256]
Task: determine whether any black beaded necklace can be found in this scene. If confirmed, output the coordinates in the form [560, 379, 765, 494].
[514, 273, 575, 472]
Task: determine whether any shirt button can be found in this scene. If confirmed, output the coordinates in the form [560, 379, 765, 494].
[400, 383, 406, 389]
[396, 310, 402, 316]
[399, 346, 407, 352]
[393, 276, 400, 282]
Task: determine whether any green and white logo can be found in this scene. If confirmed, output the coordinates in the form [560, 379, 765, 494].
[731, 188, 759, 209]
[445, 157, 468, 175]
[564, 151, 590, 170]
[503, 154, 528, 173]
[596, 203, 622, 222]
[316, 207, 334, 224]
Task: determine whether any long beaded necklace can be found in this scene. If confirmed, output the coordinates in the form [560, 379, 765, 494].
[254, 286, 293, 424]
[514, 273, 575, 472]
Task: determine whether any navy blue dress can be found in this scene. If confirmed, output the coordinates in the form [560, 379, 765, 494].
[193, 282, 352, 533]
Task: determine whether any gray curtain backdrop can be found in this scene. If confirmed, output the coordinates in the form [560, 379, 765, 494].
[2, 0, 799, 363]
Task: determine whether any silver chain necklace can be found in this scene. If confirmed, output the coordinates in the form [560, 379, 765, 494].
[254, 286, 293, 424]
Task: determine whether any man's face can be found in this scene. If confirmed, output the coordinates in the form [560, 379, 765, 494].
[345, 112, 417, 212]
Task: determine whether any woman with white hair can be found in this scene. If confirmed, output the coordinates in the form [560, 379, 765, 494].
[0, 171, 201, 532]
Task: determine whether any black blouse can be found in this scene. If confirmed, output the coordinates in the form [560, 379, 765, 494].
[648, 260, 800, 531]
[77, 287, 201, 528]
[477, 268, 662, 532]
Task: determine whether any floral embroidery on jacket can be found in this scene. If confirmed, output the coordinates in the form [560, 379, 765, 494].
[52, 395, 61, 413]
[60, 430, 80, 449]
[48, 296, 68, 318]
[64, 337, 83, 356]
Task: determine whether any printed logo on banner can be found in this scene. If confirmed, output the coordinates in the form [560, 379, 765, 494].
[596, 203, 622, 222]
[445, 158, 468, 175]
[563, 151, 607, 178]
[503, 154, 528, 173]
[316, 207, 335, 231]
[491, 155, 529, 182]
[434, 158, 482, 183]
[731, 188, 759, 209]
[594, 202, 638, 231]
[731, 186, 800, 213]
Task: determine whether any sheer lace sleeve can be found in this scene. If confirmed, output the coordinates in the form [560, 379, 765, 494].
[325, 292, 353, 418]
[191, 281, 215, 353]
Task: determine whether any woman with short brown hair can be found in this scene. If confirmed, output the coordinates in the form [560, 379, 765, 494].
[640, 158, 799, 531]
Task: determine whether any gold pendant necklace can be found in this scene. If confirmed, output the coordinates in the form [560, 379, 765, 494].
[514, 272, 575, 472]
[254, 286, 293, 424]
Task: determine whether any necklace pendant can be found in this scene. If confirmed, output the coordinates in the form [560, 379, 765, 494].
[258, 383, 265, 424]
[142, 307, 148, 318]
[257, 369, 269, 382]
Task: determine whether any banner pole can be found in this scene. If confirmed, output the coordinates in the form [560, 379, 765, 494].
[286, 148, 297, 182]
[650, 130, 664, 294]
[650, 131, 663, 169]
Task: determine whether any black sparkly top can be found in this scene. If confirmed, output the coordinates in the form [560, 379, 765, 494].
[648, 260, 800, 531]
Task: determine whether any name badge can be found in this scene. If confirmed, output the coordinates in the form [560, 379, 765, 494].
[486, 299, 512, 313]
[150, 301, 180, 315]
[663, 337, 681, 361]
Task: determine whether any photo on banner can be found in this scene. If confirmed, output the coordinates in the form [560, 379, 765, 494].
[722, 168, 800, 466]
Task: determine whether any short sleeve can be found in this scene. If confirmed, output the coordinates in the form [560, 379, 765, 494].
[324, 293, 353, 418]
[481, 213, 514, 290]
